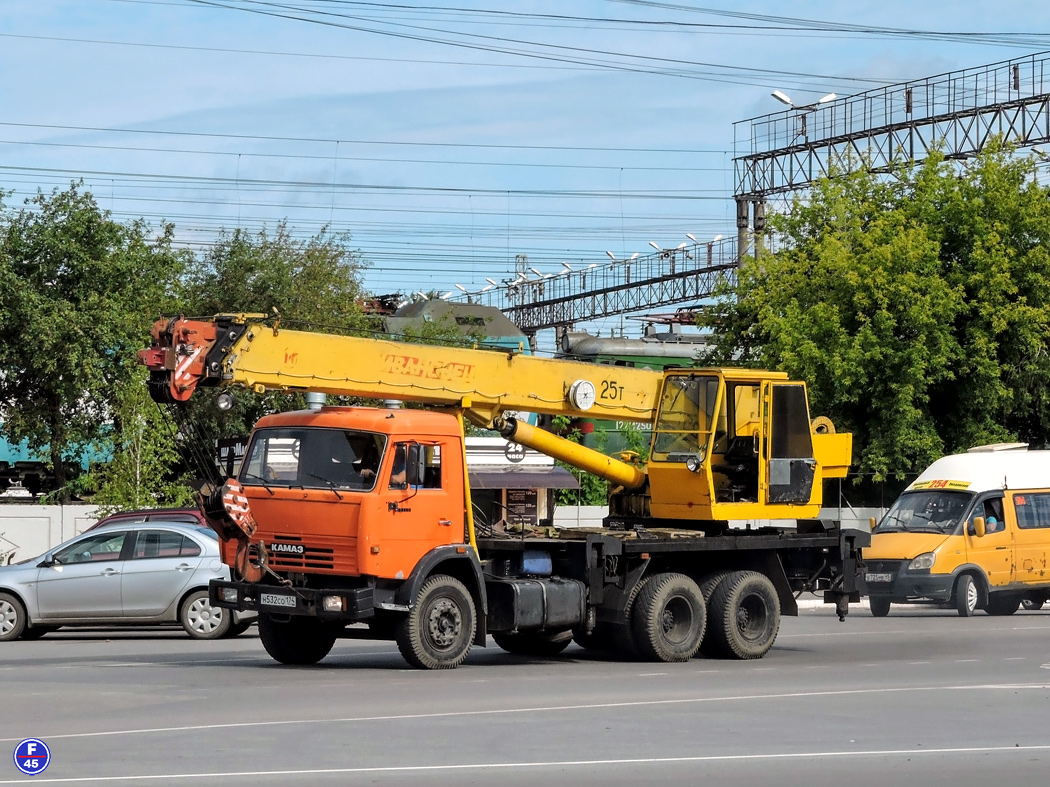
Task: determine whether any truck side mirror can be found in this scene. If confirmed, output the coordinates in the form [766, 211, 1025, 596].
[869, 516, 878, 532]
[972, 516, 986, 538]
[405, 444, 426, 487]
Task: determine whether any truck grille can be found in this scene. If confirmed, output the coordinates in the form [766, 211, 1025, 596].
[267, 535, 335, 571]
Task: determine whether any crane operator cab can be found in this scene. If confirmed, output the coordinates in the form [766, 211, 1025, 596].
[643, 370, 851, 523]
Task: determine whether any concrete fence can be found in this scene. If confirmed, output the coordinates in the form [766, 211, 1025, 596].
[0, 505, 99, 564]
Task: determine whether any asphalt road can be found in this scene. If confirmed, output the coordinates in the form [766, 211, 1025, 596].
[1, 603, 1048, 786]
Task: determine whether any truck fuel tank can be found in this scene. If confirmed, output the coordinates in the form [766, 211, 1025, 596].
[485, 577, 586, 632]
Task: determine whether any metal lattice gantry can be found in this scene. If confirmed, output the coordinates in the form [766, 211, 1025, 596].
[733, 50, 1050, 244]
[450, 236, 737, 335]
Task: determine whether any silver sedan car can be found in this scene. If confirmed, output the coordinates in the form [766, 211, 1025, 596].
[0, 521, 254, 641]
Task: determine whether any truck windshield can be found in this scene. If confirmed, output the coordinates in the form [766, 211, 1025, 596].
[650, 374, 720, 463]
[875, 490, 974, 535]
[240, 427, 387, 492]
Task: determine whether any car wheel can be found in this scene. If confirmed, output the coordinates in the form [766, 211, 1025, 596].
[1021, 597, 1044, 611]
[180, 590, 232, 640]
[20, 626, 59, 640]
[0, 592, 27, 642]
[955, 574, 978, 617]
[224, 620, 253, 638]
[869, 597, 891, 617]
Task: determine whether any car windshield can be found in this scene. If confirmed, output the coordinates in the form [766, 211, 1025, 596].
[876, 490, 974, 535]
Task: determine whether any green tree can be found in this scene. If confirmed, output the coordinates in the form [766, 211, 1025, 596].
[176, 223, 374, 452]
[75, 369, 196, 512]
[0, 184, 185, 502]
[701, 146, 1050, 480]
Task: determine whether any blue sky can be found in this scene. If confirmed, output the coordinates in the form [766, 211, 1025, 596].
[3, 1, 1049, 337]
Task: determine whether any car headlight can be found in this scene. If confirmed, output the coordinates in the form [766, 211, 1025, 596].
[908, 552, 936, 571]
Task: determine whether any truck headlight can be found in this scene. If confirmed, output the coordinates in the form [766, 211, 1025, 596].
[908, 552, 936, 571]
[220, 587, 239, 603]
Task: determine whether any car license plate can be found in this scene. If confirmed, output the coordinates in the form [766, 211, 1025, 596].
[260, 592, 296, 608]
[865, 572, 893, 583]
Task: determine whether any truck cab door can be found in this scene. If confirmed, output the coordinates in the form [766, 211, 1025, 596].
[762, 383, 817, 505]
[372, 441, 462, 580]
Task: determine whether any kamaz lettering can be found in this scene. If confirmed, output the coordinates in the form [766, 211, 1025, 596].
[269, 543, 305, 554]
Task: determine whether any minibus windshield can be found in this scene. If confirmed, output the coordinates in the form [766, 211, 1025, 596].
[875, 490, 974, 535]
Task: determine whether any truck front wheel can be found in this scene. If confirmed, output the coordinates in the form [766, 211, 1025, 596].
[631, 572, 706, 662]
[395, 575, 476, 669]
[259, 614, 338, 665]
[707, 571, 781, 660]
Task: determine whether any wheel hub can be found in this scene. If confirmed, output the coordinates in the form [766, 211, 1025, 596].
[427, 598, 462, 649]
[0, 602, 15, 635]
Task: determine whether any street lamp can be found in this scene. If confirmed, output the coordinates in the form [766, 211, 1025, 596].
[771, 90, 836, 109]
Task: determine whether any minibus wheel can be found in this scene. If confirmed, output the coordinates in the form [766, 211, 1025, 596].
[954, 574, 978, 617]
[869, 597, 891, 617]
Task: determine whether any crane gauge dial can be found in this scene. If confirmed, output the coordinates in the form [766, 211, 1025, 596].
[567, 379, 597, 410]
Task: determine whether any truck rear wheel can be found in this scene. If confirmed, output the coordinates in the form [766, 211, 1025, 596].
[985, 592, 1021, 616]
[697, 570, 732, 656]
[493, 629, 573, 657]
[258, 614, 338, 665]
[630, 572, 706, 662]
[395, 575, 475, 670]
[611, 579, 646, 660]
[869, 596, 891, 617]
[706, 571, 781, 660]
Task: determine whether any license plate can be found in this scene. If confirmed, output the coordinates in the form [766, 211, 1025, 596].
[865, 572, 893, 583]
[260, 592, 296, 608]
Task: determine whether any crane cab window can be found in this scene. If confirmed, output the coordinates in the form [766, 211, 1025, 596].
[651, 374, 719, 462]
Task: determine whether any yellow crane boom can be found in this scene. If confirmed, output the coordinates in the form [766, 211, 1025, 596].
[142, 314, 664, 429]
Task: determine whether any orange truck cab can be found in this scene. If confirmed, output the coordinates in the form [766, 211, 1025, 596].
[865, 445, 1050, 617]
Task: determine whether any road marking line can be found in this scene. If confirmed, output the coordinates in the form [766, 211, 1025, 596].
[3, 682, 1047, 743]
[2, 745, 1050, 784]
[954, 659, 979, 663]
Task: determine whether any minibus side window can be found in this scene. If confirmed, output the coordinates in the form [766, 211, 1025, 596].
[1013, 492, 1050, 529]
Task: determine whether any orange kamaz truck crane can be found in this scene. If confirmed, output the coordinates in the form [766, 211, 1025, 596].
[140, 313, 866, 669]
